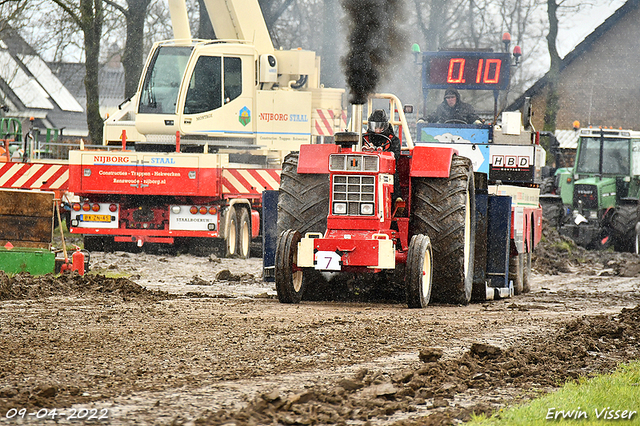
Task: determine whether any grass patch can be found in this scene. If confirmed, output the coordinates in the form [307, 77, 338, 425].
[470, 361, 640, 425]
[551, 240, 574, 253]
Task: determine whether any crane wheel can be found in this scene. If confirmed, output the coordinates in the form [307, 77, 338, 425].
[275, 229, 305, 303]
[410, 155, 476, 305]
[236, 207, 251, 259]
[405, 234, 433, 308]
[224, 207, 238, 257]
[83, 236, 114, 252]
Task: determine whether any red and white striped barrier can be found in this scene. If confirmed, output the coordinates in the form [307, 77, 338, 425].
[314, 109, 347, 136]
[222, 169, 281, 194]
[0, 163, 69, 190]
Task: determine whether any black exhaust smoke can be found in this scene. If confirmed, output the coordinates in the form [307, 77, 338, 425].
[341, 0, 407, 105]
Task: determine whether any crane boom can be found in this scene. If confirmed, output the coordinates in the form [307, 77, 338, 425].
[202, 0, 274, 53]
[167, 0, 192, 41]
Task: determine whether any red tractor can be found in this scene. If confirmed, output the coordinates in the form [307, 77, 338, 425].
[266, 48, 544, 308]
[273, 98, 476, 307]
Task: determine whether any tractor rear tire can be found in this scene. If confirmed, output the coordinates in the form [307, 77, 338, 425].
[410, 155, 476, 305]
[405, 234, 433, 308]
[540, 176, 556, 194]
[275, 229, 305, 303]
[540, 198, 563, 229]
[611, 204, 639, 252]
[277, 152, 330, 237]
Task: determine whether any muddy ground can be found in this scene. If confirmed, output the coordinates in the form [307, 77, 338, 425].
[1, 225, 640, 425]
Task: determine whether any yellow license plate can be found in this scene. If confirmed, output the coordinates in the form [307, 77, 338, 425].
[81, 214, 111, 222]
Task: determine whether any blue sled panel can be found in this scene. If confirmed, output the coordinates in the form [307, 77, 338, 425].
[473, 193, 488, 288]
[262, 190, 279, 282]
[486, 195, 511, 289]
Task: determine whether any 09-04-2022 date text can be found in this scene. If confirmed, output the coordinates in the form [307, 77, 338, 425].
[5, 408, 109, 421]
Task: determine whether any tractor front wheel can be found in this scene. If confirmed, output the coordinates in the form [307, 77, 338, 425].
[275, 229, 305, 303]
[405, 234, 433, 308]
[612, 204, 639, 252]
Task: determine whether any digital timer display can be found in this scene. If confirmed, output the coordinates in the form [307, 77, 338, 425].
[422, 52, 511, 90]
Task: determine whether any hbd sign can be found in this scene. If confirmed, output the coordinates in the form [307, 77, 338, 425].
[492, 155, 530, 168]
[488, 145, 535, 183]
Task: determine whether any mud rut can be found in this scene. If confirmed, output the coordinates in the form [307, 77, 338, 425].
[1, 226, 640, 425]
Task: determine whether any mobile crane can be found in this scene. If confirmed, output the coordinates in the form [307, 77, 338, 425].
[67, 0, 346, 257]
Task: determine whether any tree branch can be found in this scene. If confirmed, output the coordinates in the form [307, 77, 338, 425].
[104, 0, 128, 17]
[50, 0, 82, 28]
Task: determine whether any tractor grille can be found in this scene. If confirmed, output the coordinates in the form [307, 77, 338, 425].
[330, 154, 379, 172]
[574, 184, 598, 210]
[332, 175, 375, 216]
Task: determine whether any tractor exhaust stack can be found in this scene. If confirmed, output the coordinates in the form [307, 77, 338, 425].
[349, 104, 364, 151]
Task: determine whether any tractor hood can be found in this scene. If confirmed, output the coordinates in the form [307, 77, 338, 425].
[572, 176, 617, 211]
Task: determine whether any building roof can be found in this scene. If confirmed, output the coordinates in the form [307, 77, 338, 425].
[0, 27, 127, 138]
[555, 129, 579, 149]
[49, 61, 126, 113]
[507, 0, 640, 112]
[0, 27, 88, 136]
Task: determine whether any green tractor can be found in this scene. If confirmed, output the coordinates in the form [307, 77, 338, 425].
[540, 128, 640, 252]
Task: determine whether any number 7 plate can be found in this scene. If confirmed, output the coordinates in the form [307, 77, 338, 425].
[315, 251, 341, 271]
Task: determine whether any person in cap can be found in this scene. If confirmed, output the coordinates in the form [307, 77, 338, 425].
[426, 89, 480, 124]
[363, 109, 403, 207]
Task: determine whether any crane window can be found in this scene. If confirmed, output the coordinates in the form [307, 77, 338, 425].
[139, 46, 192, 114]
[184, 56, 222, 114]
[224, 57, 242, 104]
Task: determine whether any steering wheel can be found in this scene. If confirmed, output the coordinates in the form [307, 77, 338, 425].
[444, 119, 468, 124]
[363, 134, 392, 151]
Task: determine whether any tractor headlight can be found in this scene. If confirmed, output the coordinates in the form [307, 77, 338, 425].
[360, 203, 374, 215]
[171, 205, 181, 214]
[333, 202, 347, 215]
[589, 210, 597, 219]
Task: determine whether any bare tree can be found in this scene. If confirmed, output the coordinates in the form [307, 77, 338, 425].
[197, 0, 214, 39]
[104, 0, 153, 99]
[0, 0, 30, 35]
[51, 0, 104, 143]
[543, 0, 560, 131]
[260, 0, 297, 37]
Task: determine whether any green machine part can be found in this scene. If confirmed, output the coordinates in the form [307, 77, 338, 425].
[0, 247, 55, 275]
